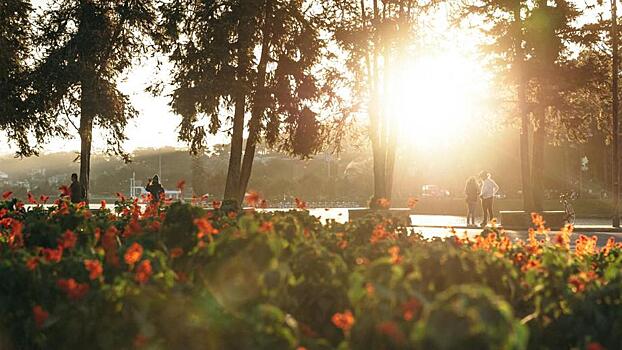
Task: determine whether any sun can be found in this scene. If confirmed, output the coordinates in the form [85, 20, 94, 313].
[386, 52, 492, 151]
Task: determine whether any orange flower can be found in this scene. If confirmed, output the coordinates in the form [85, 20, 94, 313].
[59, 185, 70, 197]
[134, 333, 148, 348]
[195, 217, 219, 240]
[586, 342, 605, 350]
[176, 179, 186, 192]
[376, 321, 406, 345]
[124, 219, 143, 237]
[377, 198, 390, 209]
[149, 220, 161, 231]
[259, 221, 274, 233]
[331, 310, 355, 332]
[407, 197, 418, 209]
[27, 192, 37, 204]
[338, 239, 348, 249]
[42, 246, 63, 263]
[601, 237, 616, 256]
[370, 224, 394, 244]
[295, 197, 307, 210]
[170, 247, 184, 258]
[32, 305, 49, 329]
[59, 230, 77, 249]
[56, 278, 90, 300]
[365, 282, 375, 297]
[84, 259, 103, 280]
[124, 242, 144, 266]
[135, 259, 153, 284]
[388, 246, 402, 264]
[212, 200, 222, 209]
[402, 297, 422, 321]
[26, 257, 39, 271]
[245, 191, 261, 207]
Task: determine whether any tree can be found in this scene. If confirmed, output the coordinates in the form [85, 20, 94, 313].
[464, 0, 582, 211]
[524, 0, 581, 210]
[29, 0, 157, 200]
[331, 0, 437, 208]
[159, 0, 343, 206]
[0, 0, 64, 156]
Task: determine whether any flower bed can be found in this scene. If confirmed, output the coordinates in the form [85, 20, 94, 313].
[0, 192, 620, 349]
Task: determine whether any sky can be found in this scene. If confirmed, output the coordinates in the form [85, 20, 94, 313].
[0, 0, 607, 157]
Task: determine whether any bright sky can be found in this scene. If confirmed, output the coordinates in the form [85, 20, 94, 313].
[0, 1, 605, 157]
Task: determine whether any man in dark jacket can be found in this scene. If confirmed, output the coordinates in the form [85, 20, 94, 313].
[145, 174, 165, 203]
[69, 173, 86, 203]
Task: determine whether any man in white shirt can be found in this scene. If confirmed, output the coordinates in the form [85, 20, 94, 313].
[479, 171, 499, 227]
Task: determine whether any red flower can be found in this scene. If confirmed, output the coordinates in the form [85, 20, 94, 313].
[295, 197, 307, 210]
[59, 185, 70, 197]
[84, 259, 103, 280]
[42, 246, 63, 263]
[26, 257, 39, 271]
[377, 198, 390, 209]
[149, 220, 161, 231]
[135, 259, 153, 284]
[587, 342, 605, 350]
[259, 221, 274, 233]
[401, 297, 422, 321]
[407, 197, 418, 209]
[2, 191, 13, 200]
[376, 321, 406, 345]
[100, 200, 106, 209]
[124, 242, 143, 266]
[116, 192, 126, 202]
[212, 200, 222, 209]
[176, 180, 186, 192]
[260, 199, 268, 209]
[27, 192, 37, 204]
[195, 217, 219, 240]
[57, 278, 90, 300]
[59, 230, 77, 249]
[245, 191, 261, 207]
[332, 310, 355, 332]
[170, 247, 183, 258]
[39, 195, 50, 204]
[32, 305, 49, 329]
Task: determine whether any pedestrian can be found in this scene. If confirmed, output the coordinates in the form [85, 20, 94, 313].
[145, 174, 165, 203]
[69, 173, 86, 204]
[464, 176, 479, 227]
[479, 171, 499, 227]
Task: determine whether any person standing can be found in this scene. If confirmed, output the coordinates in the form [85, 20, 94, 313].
[145, 174, 165, 203]
[69, 173, 86, 204]
[479, 171, 499, 227]
[464, 176, 479, 227]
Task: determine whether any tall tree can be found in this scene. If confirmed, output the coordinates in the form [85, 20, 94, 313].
[331, 0, 437, 208]
[524, 0, 580, 210]
[159, 0, 342, 206]
[29, 0, 157, 200]
[0, 0, 64, 156]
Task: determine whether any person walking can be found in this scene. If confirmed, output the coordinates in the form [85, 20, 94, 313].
[464, 176, 479, 227]
[479, 171, 499, 227]
[69, 173, 86, 204]
[145, 174, 165, 203]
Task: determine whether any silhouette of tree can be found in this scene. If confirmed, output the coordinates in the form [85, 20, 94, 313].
[158, 0, 344, 206]
[28, 0, 158, 200]
[0, 0, 64, 156]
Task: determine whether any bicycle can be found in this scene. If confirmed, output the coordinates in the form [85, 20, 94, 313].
[560, 191, 577, 225]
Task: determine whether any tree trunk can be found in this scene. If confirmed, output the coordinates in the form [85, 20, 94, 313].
[370, 0, 386, 205]
[224, 90, 246, 202]
[79, 76, 94, 203]
[78, 113, 93, 202]
[531, 106, 546, 211]
[238, 0, 272, 204]
[223, 16, 252, 204]
[512, 1, 534, 212]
